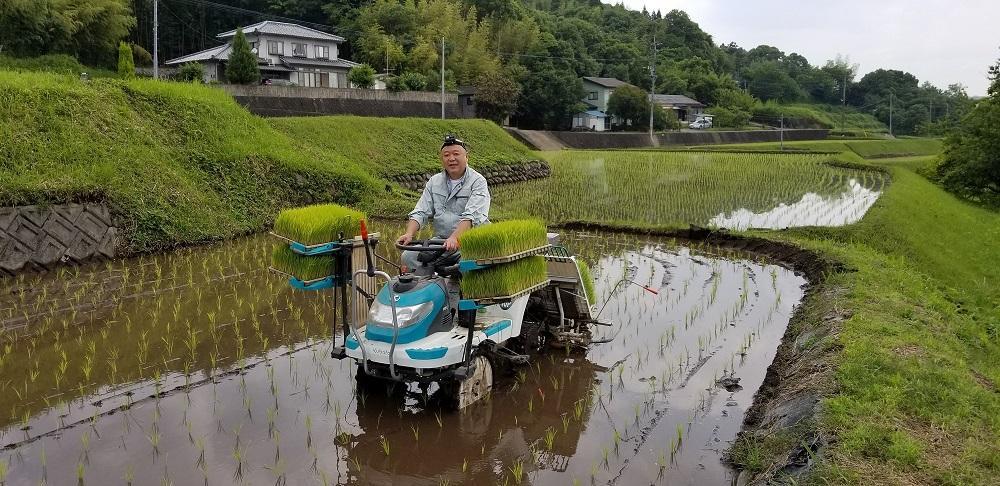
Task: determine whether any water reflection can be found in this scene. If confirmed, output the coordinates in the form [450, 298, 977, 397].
[709, 179, 881, 230]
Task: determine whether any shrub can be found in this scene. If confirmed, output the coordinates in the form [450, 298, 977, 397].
[177, 62, 204, 82]
[272, 204, 366, 245]
[707, 106, 750, 128]
[459, 219, 548, 260]
[132, 44, 153, 67]
[399, 72, 427, 91]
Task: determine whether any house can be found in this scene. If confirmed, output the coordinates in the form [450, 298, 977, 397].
[165, 21, 358, 87]
[649, 94, 706, 122]
[572, 77, 631, 131]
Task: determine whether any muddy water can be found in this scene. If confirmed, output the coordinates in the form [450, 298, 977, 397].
[0, 226, 805, 485]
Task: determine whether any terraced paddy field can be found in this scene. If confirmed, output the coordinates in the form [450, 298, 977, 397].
[0, 225, 805, 485]
[492, 151, 887, 230]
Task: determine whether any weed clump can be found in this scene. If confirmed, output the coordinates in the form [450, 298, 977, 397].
[460, 256, 547, 299]
[459, 219, 547, 260]
[270, 245, 336, 282]
[273, 204, 365, 245]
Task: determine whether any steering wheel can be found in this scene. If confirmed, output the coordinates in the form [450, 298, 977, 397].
[395, 238, 448, 252]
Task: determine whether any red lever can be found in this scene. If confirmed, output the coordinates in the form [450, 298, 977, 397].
[359, 219, 369, 241]
[643, 286, 659, 295]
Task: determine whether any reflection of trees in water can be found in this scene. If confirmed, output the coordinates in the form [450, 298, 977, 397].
[344, 357, 602, 484]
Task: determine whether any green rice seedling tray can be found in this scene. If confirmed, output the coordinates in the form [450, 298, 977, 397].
[458, 279, 552, 309]
[269, 232, 350, 256]
[270, 245, 336, 283]
[459, 220, 549, 260]
[272, 203, 365, 248]
[460, 255, 549, 300]
[458, 244, 551, 272]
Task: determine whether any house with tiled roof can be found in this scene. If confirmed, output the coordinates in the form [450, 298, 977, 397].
[649, 94, 706, 122]
[166, 21, 358, 87]
[572, 77, 633, 131]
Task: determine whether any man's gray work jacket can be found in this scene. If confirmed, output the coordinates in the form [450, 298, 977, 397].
[408, 166, 490, 237]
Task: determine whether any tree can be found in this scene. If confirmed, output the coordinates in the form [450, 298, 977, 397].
[117, 41, 135, 78]
[514, 63, 583, 130]
[132, 44, 153, 67]
[349, 64, 376, 89]
[225, 28, 260, 85]
[606, 85, 650, 130]
[744, 61, 804, 102]
[936, 56, 1000, 205]
[474, 71, 521, 124]
[0, 0, 134, 67]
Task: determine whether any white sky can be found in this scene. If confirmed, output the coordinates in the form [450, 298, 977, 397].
[602, 0, 999, 96]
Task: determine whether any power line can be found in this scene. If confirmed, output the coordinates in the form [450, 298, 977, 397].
[165, 0, 342, 34]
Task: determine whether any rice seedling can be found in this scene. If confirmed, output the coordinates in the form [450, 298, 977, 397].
[460, 256, 547, 299]
[272, 203, 365, 245]
[458, 219, 548, 259]
[575, 259, 596, 304]
[270, 244, 337, 282]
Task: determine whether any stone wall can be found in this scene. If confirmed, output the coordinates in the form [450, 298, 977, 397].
[389, 161, 551, 191]
[1, 204, 117, 274]
[221, 85, 467, 118]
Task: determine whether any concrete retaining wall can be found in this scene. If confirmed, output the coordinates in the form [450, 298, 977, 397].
[222, 85, 465, 118]
[1, 204, 117, 274]
[390, 161, 551, 191]
[547, 129, 830, 149]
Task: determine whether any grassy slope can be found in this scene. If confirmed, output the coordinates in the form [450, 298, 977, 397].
[269, 116, 537, 178]
[769, 165, 1000, 484]
[695, 139, 943, 159]
[756, 103, 888, 132]
[0, 70, 402, 253]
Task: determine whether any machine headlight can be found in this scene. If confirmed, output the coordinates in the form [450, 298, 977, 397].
[367, 300, 435, 328]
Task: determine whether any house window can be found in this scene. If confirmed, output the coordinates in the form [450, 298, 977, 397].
[587, 91, 598, 100]
[466, 96, 474, 105]
[291, 42, 307, 57]
[298, 69, 330, 88]
[315, 45, 330, 59]
[267, 41, 283, 55]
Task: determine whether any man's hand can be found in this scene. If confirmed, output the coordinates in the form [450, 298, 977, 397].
[397, 233, 413, 246]
[444, 235, 459, 252]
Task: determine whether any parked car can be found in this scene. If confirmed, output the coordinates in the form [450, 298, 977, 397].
[261, 78, 296, 86]
[688, 120, 711, 129]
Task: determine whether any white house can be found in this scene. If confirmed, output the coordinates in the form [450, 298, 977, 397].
[165, 21, 358, 87]
[572, 77, 631, 131]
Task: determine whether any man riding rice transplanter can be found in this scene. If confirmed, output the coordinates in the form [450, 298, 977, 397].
[396, 135, 491, 275]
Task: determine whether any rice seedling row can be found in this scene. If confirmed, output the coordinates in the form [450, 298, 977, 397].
[491, 151, 887, 230]
[0, 226, 804, 485]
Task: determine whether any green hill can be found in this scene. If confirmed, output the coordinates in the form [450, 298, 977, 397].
[0, 71, 396, 253]
[269, 116, 537, 178]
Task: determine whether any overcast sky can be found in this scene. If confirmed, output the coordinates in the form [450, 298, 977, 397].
[602, 0, 999, 96]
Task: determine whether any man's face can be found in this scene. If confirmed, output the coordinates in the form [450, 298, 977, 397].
[440, 145, 468, 178]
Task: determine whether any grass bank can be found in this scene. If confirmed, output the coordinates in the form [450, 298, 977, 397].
[269, 116, 537, 178]
[692, 138, 943, 160]
[736, 162, 1000, 484]
[0, 70, 403, 253]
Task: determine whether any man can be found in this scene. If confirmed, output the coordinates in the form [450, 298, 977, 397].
[397, 135, 490, 274]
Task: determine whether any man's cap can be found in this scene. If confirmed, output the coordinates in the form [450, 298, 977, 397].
[441, 134, 467, 150]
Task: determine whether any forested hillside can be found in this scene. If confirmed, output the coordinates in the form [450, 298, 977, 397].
[0, 0, 977, 133]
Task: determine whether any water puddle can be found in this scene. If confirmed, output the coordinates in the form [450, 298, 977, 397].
[0, 228, 805, 485]
[708, 178, 881, 230]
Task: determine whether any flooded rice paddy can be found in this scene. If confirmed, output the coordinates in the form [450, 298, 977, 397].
[492, 151, 887, 230]
[0, 225, 805, 485]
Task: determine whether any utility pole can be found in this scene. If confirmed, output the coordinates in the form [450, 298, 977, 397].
[440, 36, 445, 120]
[889, 92, 893, 136]
[779, 114, 784, 150]
[648, 32, 657, 136]
[153, 0, 159, 79]
[929, 99, 933, 125]
[841, 74, 847, 131]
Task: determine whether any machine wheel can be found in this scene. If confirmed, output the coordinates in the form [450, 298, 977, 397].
[454, 355, 493, 409]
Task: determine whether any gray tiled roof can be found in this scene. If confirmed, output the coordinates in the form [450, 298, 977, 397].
[649, 94, 705, 107]
[582, 76, 630, 88]
[217, 21, 345, 42]
[165, 44, 231, 65]
[279, 56, 358, 69]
